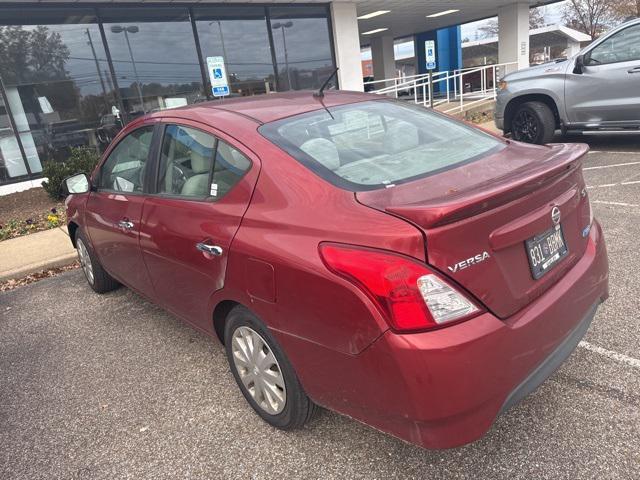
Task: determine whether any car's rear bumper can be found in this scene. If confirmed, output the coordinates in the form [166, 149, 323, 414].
[499, 301, 597, 414]
[279, 221, 608, 449]
[366, 220, 608, 448]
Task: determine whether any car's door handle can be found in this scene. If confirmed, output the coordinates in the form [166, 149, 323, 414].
[627, 66, 640, 74]
[196, 242, 223, 256]
[117, 220, 134, 230]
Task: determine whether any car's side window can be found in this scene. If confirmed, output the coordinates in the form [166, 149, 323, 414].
[99, 126, 154, 193]
[156, 124, 251, 200]
[211, 140, 252, 199]
[588, 24, 640, 65]
[158, 125, 216, 198]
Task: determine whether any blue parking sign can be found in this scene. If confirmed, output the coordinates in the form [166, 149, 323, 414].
[206, 56, 230, 97]
[212, 86, 230, 96]
[425, 40, 437, 71]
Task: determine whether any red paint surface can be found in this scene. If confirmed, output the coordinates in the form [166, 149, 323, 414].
[66, 91, 609, 449]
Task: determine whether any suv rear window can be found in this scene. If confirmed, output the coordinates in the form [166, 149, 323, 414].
[260, 100, 503, 191]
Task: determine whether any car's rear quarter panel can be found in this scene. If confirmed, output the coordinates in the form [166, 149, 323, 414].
[211, 135, 426, 355]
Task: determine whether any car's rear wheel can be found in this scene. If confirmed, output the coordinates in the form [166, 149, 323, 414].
[224, 305, 316, 430]
[511, 101, 556, 145]
[75, 230, 120, 293]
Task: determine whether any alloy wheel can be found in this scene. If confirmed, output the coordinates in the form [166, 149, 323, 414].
[231, 326, 286, 415]
[76, 238, 95, 285]
[513, 110, 539, 143]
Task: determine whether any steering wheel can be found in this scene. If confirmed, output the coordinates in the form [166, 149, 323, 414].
[96, 128, 113, 145]
[171, 164, 188, 193]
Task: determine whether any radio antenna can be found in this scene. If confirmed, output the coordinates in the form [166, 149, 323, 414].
[313, 67, 339, 98]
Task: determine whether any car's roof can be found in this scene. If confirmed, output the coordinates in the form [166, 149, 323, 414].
[150, 90, 379, 125]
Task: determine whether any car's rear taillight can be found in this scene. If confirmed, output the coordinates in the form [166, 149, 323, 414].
[319, 243, 482, 333]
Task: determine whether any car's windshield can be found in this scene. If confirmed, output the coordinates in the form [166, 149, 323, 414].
[260, 100, 504, 191]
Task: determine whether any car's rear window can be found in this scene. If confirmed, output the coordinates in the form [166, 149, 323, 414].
[259, 100, 504, 191]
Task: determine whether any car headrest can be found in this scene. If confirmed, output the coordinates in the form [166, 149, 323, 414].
[190, 150, 213, 174]
[300, 138, 340, 171]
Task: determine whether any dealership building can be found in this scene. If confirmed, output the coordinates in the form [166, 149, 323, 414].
[0, 1, 558, 193]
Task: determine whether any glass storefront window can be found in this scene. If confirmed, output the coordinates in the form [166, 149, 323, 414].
[267, 6, 336, 91]
[194, 6, 276, 96]
[0, 4, 337, 186]
[0, 7, 118, 176]
[100, 7, 206, 117]
[0, 95, 28, 182]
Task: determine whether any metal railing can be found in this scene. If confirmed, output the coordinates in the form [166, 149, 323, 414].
[363, 62, 518, 114]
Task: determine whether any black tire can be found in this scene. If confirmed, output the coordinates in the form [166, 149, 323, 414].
[224, 305, 317, 430]
[511, 101, 556, 145]
[75, 229, 120, 294]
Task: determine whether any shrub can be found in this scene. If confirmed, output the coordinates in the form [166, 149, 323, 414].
[41, 147, 100, 200]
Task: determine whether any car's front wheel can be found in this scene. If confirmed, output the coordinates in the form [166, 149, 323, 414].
[511, 101, 556, 145]
[224, 305, 317, 430]
[75, 230, 120, 293]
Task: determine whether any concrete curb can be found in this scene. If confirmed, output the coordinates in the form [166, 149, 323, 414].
[0, 228, 77, 282]
[0, 252, 78, 282]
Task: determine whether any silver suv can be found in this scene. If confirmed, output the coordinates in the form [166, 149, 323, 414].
[495, 18, 640, 144]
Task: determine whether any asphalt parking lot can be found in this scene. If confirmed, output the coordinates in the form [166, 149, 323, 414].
[1, 133, 639, 480]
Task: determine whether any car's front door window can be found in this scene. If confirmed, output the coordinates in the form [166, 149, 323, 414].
[99, 126, 154, 192]
[588, 23, 640, 65]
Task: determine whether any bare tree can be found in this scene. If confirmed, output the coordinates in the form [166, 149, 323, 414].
[477, 7, 548, 39]
[477, 19, 499, 38]
[529, 8, 546, 29]
[562, 0, 618, 38]
[609, 0, 640, 20]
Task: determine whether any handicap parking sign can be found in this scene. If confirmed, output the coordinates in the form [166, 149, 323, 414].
[206, 56, 230, 97]
[425, 40, 437, 70]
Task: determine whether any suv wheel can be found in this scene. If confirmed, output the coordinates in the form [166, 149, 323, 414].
[75, 230, 120, 293]
[511, 101, 556, 144]
[225, 305, 317, 430]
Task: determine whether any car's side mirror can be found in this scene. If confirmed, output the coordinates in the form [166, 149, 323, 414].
[573, 54, 585, 74]
[62, 173, 91, 196]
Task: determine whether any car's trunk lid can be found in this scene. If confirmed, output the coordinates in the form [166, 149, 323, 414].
[356, 141, 591, 319]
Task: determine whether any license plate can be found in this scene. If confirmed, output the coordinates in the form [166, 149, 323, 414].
[525, 224, 568, 279]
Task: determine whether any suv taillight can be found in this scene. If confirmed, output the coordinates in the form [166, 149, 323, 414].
[319, 243, 482, 333]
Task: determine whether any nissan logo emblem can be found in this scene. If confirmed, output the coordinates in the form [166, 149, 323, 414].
[551, 206, 561, 225]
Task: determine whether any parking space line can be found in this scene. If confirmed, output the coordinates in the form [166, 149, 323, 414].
[584, 161, 640, 171]
[578, 341, 640, 369]
[588, 180, 640, 189]
[588, 151, 640, 155]
[592, 200, 640, 207]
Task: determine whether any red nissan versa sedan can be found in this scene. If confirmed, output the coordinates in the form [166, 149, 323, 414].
[63, 91, 608, 450]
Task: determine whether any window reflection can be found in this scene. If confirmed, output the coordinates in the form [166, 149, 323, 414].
[194, 7, 276, 96]
[101, 8, 206, 117]
[0, 95, 27, 182]
[0, 8, 117, 174]
[268, 6, 336, 91]
[0, 4, 336, 186]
